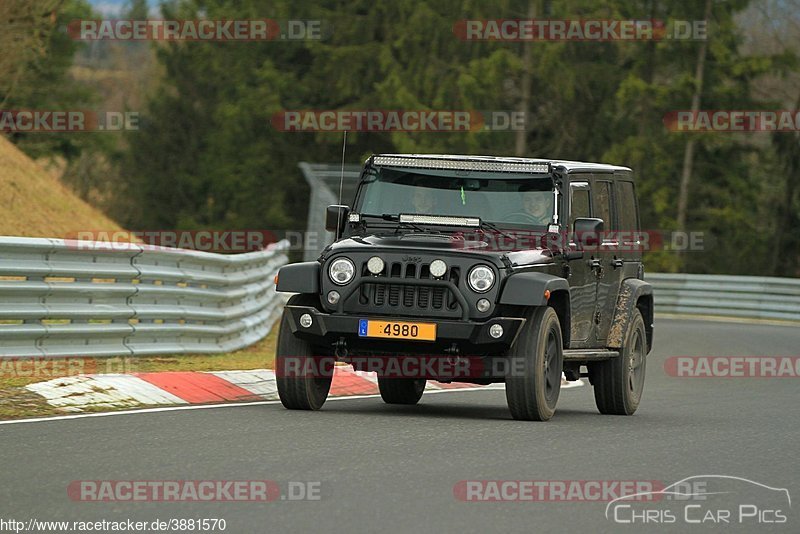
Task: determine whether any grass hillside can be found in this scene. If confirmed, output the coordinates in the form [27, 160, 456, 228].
[0, 136, 123, 237]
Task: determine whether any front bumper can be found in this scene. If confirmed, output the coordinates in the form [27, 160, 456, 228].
[284, 305, 525, 354]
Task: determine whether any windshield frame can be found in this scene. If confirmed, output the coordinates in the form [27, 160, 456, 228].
[349, 163, 563, 234]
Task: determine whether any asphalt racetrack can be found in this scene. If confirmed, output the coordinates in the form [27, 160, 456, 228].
[1, 318, 798, 533]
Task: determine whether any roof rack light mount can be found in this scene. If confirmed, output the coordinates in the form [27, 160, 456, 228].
[372, 155, 551, 175]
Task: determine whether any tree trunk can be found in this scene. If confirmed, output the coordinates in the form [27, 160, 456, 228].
[514, 0, 537, 156]
[676, 0, 713, 259]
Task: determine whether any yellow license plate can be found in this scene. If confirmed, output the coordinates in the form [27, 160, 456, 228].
[358, 319, 437, 341]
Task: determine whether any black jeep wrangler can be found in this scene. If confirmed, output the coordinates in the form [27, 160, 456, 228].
[275, 154, 653, 421]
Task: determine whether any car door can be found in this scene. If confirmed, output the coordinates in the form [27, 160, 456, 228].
[566, 179, 596, 345]
[615, 178, 644, 279]
[591, 176, 623, 345]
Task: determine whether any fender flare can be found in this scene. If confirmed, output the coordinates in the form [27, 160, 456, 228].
[498, 271, 570, 307]
[275, 261, 320, 294]
[607, 278, 654, 353]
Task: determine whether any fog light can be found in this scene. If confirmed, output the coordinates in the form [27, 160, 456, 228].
[367, 256, 384, 275]
[429, 259, 447, 278]
[476, 298, 491, 312]
[489, 324, 504, 339]
[299, 313, 313, 328]
[327, 291, 340, 305]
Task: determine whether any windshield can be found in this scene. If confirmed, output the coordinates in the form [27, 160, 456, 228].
[356, 167, 555, 227]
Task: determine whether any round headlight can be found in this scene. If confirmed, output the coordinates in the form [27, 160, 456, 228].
[329, 257, 355, 285]
[429, 259, 447, 278]
[367, 256, 385, 275]
[468, 265, 495, 293]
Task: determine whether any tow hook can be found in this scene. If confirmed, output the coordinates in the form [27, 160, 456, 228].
[444, 343, 459, 355]
[334, 338, 348, 359]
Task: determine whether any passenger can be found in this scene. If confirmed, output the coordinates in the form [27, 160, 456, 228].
[411, 187, 435, 214]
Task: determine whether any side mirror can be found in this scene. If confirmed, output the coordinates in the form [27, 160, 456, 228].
[325, 205, 350, 234]
[572, 218, 604, 248]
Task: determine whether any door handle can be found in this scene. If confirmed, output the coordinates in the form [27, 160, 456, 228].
[611, 258, 624, 269]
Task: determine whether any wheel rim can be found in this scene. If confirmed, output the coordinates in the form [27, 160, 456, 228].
[627, 329, 645, 398]
[543, 326, 561, 405]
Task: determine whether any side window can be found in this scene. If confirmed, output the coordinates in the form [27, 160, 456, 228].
[592, 180, 614, 230]
[617, 181, 639, 231]
[569, 183, 591, 228]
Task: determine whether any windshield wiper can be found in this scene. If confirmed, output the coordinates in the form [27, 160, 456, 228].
[479, 221, 514, 239]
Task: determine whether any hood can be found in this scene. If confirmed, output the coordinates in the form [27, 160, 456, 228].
[324, 232, 556, 268]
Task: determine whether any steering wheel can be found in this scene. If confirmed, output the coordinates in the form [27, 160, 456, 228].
[504, 212, 544, 224]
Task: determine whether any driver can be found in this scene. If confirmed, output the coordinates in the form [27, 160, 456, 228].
[519, 190, 552, 225]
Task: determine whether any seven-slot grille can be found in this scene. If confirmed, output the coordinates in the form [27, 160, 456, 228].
[358, 260, 460, 314]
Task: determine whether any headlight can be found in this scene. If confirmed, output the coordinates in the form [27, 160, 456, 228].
[329, 257, 355, 285]
[468, 265, 495, 293]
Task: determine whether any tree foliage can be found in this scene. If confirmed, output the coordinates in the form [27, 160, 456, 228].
[5, 0, 800, 275]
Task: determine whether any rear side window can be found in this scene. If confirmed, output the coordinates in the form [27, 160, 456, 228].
[617, 181, 639, 231]
[592, 180, 614, 230]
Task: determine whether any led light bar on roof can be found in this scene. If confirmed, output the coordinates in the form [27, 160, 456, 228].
[399, 214, 481, 227]
[373, 156, 549, 174]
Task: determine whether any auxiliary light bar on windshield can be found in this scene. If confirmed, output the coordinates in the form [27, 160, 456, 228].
[373, 155, 550, 174]
[399, 214, 481, 227]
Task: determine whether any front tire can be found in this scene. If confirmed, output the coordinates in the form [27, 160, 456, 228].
[276, 295, 332, 410]
[590, 309, 647, 415]
[505, 306, 564, 421]
[378, 377, 426, 405]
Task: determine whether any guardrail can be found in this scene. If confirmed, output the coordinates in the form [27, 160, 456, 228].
[646, 273, 800, 322]
[0, 237, 290, 358]
[1, 238, 795, 360]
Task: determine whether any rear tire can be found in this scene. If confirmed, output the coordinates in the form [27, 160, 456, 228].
[590, 309, 647, 415]
[505, 306, 563, 421]
[276, 295, 332, 410]
[378, 377, 426, 405]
